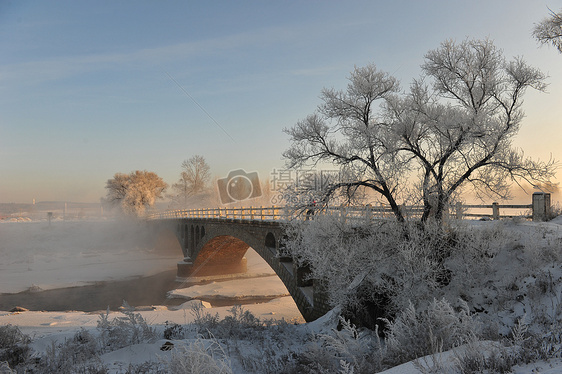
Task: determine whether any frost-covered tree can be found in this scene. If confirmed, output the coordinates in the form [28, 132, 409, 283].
[283, 64, 408, 221]
[168, 155, 211, 208]
[533, 8, 562, 53]
[105, 170, 167, 217]
[388, 38, 556, 221]
[285, 39, 557, 223]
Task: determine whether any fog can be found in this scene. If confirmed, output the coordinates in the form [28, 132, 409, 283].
[0, 218, 181, 297]
[0, 213, 297, 317]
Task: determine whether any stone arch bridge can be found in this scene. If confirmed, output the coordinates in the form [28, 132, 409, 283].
[148, 196, 552, 322]
[149, 207, 333, 322]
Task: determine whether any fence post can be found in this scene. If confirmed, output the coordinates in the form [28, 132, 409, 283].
[532, 192, 551, 222]
[455, 202, 463, 220]
[492, 202, 499, 220]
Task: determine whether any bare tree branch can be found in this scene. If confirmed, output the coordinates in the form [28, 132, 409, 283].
[533, 7, 562, 53]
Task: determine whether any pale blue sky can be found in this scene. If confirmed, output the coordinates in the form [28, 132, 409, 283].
[1, 1, 560, 203]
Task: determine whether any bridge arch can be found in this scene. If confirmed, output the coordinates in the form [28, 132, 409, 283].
[265, 232, 276, 249]
[190, 234, 250, 276]
[192, 228, 320, 319]
[153, 218, 331, 322]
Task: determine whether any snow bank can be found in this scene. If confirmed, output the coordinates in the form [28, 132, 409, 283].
[168, 276, 290, 300]
[0, 295, 304, 337]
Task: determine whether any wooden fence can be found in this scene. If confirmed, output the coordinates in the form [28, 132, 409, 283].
[453, 202, 531, 220]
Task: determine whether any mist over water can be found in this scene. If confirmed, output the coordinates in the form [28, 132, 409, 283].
[0, 219, 291, 312]
[0, 219, 183, 307]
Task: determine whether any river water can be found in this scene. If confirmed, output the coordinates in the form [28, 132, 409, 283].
[0, 270, 181, 312]
[0, 222, 283, 313]
[0, 270, 281, 312]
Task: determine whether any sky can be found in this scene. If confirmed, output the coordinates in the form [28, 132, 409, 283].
[0, 1, 561, 204]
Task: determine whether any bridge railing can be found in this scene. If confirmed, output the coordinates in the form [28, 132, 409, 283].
[148, 205, 420, 222]
[148, 193, 551, 222]
[149, 206, 288, 221]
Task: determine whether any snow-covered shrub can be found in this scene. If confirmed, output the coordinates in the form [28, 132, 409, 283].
[163, 321, 187, 340]
[384, 298, 478, 366]
[219, 305, 263, 339]
[454, 312, 562, 372]
[185, 304, 308, 373]
[97, 310, 157, 352]
[285, 216, 497, 328]
[453, 339, 515, 374]
[0, 324, 30, 370]
[122, 361, 166, 373]
[284, 216, 400, 327]
[292, 317, 383, 374]
[0, 361, 14, 374]
[529, 324, 562, 361]
[0, 325, 30, 351]
[190, 304, 266, 340]
[37, 328, 106, 373]
[226, 315, 308, 373]
[231, 344, 295, 374]
[190, 303, 220, 335]
[165, 337, 233, 374]
[506, 313, 562, 364]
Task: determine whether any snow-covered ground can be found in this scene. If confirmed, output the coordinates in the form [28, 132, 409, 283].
[1, 217, 562, 373]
